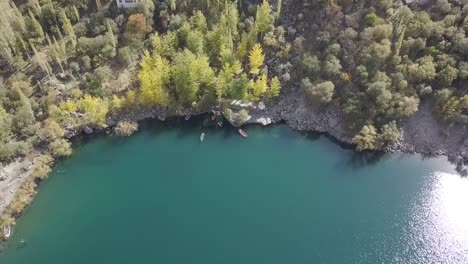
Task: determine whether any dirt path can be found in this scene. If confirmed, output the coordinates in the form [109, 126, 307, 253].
[0, 157, 36, 216]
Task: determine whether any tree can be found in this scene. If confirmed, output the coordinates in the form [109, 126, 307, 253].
[353, 125, 378, 151]
[172, 49, 215, 105]
[269, 77, 281, 98]
[31, 155, 53, 180]
[118, 46, 136, 66]
[59, 9, 76, 48]
[365, 13, 378, 25]
[397, 96, 420, 117]
[256, 0, 274, 34]
[126, 14, 149, 37]
[367, 81, 392, 114]
[406, 56, 436, 83]
[322, 54, 342, 78]
[152, 32, 179, 58]
[378, 121, 401, 145]
[137, 0, 155, 23]
[252, 74, 268, 98]
[86, 66, 112, 95]
[303, 79, 335, 104]
[26, 12, 44, 41]
[39, 119, 65, 142]
[139, 52, 171, 106]
[77, 95, 109, 127]
[299, 54, 320, 77]
[249, 43, 265, 75]
[48, 139, 72, 158]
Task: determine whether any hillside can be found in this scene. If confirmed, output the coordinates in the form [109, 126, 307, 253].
[1, 0, 468, 238]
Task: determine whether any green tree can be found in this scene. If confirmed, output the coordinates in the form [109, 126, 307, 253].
[59, 9, 76, 48]
[48, 139, 72, 158]
[256, 0, 274, 34]
[172, 49, 215, 105]
[303, 79, 335, 104]
[39, 119, 65, 142]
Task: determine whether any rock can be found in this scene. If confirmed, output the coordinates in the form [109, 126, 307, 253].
[280, 112, 291, 120]
[255, 117, 272, 126]
[258, 102, 266, 110]
[84, 126, 93, 135]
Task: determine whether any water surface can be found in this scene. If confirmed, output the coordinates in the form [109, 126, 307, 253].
[1, 120, 467, 263]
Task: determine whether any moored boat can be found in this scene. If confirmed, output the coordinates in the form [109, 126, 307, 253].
[200, 132, 205, 142]
[185, 113, 192, 121]
[238, 129, 248, 138]
[4, 225, 11, 238]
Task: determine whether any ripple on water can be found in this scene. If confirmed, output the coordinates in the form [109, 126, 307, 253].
[407, 172, 468, 264]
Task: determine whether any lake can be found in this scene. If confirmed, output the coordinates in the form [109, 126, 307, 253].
[1, 119, 467, 264]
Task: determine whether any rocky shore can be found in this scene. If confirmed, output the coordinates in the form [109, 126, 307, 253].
[1, 85, 467, 240]
[76, 85, 468, 176]
[242, 87, 468, 176]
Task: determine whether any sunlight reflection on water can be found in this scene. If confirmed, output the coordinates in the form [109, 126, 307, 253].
[409, 172, 468, 264]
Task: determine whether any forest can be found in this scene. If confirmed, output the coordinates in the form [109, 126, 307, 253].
[0, 0, 468, 233]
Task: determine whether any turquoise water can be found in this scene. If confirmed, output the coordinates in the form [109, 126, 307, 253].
[1, 120, 468, 263]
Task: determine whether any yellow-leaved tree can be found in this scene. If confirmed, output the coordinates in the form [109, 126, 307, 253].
[252, 74, 268, 98]
[139, 51, 171, 106]
[269, 76, 281, 97]
[78, 95, 109, 128]
[249, 43, 265, 75]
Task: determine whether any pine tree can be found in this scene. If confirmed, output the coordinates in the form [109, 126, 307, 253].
[270, 76, 281, 97]
[59, 10, 76, 48]
[256, 0, 274, 34]
[249, 43, 265, 75]
[252, 74, 268, 98]
[28, 10, 44, 41]
[72, 5, 79, 21]
[276, 0, 282, 16]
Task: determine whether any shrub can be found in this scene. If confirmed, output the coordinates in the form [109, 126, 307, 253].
[114, 121, 139, 136]
[365, 13, 378, 25]
[48, 139, 72, 158]
[118, 47, 136, 66]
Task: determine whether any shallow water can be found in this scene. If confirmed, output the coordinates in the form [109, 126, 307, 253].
[1, 119, 467, 264]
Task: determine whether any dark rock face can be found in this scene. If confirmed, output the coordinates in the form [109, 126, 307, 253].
[239, 85, 468, 174]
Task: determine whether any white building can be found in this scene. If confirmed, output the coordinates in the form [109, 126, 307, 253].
[116, 0, 138, 8]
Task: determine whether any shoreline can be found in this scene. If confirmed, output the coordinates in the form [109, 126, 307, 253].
[1, 94, 467, 241]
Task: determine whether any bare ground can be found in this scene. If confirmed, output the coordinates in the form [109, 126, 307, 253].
[0, 157, 36, 217]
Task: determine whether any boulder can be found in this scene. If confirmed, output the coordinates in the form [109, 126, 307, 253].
[258, 102, 266, 110]
[84, 126, 93, 135]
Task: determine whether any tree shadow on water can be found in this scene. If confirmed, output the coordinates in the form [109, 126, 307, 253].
[342, 150, 388, 170]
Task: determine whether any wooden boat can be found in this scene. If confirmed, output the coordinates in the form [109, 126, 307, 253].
[216, 115, 223, 127]
[238, 129, 248, 138]
[185, 113, 192, 121]
[200, 132, 205, 142]
[4, 225, 11, 238]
